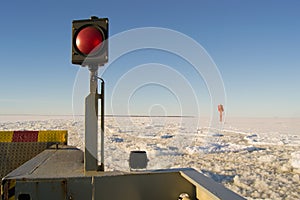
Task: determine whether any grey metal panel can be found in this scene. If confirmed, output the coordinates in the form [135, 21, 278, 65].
[4, 146, 125, 180]
[16, 179, 67, 200]
[181, 169, 246, 200]
[31, 147, 84, 178]
[12, 173, 196, 200]
[67, 177, 93, 200]
[94, 172, 196, 200]
[5, 146, 84, 180]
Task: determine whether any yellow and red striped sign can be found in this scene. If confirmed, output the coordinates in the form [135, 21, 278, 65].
[0, 131, 14, 142]
[0, 130, 67, 144]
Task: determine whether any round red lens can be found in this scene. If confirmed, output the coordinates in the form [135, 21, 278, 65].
[75, 26, 103, 55]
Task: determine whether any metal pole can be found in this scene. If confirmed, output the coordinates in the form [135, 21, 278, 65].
[84, 65, 99, 172]
[99, 79, 105, 171]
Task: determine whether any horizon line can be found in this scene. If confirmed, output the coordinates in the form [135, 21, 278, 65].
[0, 114, 196, 118]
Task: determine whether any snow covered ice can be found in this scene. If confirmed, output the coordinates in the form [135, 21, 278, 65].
[1, 116, 300, 199]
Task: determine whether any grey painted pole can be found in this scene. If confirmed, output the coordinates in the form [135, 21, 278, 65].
[84, 65, 99, 172]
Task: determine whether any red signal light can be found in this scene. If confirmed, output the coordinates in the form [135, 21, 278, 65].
[72, 17, 108, 66]
[75, 26, 104, 55]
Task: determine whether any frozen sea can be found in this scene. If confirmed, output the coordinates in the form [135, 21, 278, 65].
[1, 115, 300, 199]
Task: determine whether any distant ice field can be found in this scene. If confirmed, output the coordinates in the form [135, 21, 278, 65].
[1, 116, 300, 199]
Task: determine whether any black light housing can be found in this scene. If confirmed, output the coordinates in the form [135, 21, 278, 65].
[72, 16, 108, 66]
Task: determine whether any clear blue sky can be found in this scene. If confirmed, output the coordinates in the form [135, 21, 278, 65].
[0, 0, 299, 117]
